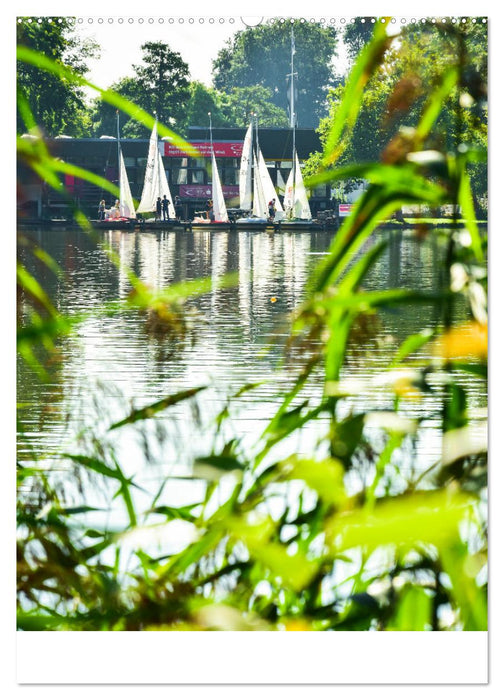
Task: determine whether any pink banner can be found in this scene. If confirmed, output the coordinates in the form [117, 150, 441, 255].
[163, 142, 243, 158]
[179, 185, 239, 199]
[339, 204, 353, 217]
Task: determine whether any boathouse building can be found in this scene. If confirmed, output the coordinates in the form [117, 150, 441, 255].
[18, 127, 330, 221]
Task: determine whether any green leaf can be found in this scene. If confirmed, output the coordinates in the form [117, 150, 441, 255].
[17, 46, 201, 158]
[60, 453, 119, 480]
[109, 386, 206, 430]
[193, 455, 247, 481]
[280, 456, 345, 505]
[330, 414, 365, 467]
[458, 167, 484, 262]
[323, 21, 393, 166]
[387, 586, 433, 631]
[391, 329, 435, 366]
[149, 504, 200, 522]
[327, 489, 476, 552]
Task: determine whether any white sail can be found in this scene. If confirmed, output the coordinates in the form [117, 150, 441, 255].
[276, 168, 286, 196]
[292, 152, 311, 220]
[137, 120, 175, 216]
[257, 147, 283, 213]
[211, 151, 229, 222]
[252, 151, 268, 218]
[285, 151, 311, 221]
[239, 123, 253, 210]
[118, 147, 136, 218]
[284, 167, 295, 215]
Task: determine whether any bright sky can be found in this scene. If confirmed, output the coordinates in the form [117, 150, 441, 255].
[74, 17, 243, 96]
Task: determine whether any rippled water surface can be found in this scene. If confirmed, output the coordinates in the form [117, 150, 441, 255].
[18, 226, 486, 493]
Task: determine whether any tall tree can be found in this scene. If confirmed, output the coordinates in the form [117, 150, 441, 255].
[343, 17, 375, 61]
[91, 41, 191, 138]
[17, 17, 98, 136]
[220, 86, 289, 128]
[131, 42, 190, 130]
[212, 20, 339, 127]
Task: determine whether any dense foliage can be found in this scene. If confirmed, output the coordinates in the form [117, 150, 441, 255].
[17, 19, 487, 633]
[304, 20, 487, 212]
[212, 19, 339, 127]
[16, 17, 98, 136]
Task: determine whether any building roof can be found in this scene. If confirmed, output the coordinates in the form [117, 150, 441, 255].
[41, 127, 322, 162]
[188, 126, 322, 161]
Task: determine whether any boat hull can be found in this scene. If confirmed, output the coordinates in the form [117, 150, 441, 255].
[91, 218, 136, 230]
[234, 217, 270, 231]
[190, 221, 233, 231]
[276, 220, 324, 231]
[136, 219, 190, 231]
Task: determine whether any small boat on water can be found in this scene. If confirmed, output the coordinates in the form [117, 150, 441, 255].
[91, 217, 136, 230]
[92, 113, 137, 231]
[136, 116, 179, 229]
[276, 28, 318, 232]
[191, 113, 232, 231]
[234, 118, 284, 231]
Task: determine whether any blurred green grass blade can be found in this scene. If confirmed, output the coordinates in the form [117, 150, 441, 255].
[458, 167, 484, 262]
[149, 504, 200, 522]
[306, 162, 447, 199]
[61, 453, 120, 480]
[391, 329, 435, 366]
[17, 263, 58, 316]
[328, 489, 475, 552]
[323, 20, 393, 166]
[387, 586, 432, 631]
[440, 542, 487, 630]
[338, 238, 388, 294]
[416, 67, 459, 144]
[109, 386, 206, 431]
[17, 45, 201, 158]
[280, 456, 345, 505]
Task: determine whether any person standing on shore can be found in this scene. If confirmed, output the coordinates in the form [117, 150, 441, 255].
[162, 195, 169, 221]
[174, 195, 183, 221]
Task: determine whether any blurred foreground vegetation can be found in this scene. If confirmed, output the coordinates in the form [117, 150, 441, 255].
[17, 18, 487, 631]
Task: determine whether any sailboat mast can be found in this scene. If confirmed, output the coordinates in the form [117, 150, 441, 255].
[116, 110, 121, 193]
[289, 26, 297, 212]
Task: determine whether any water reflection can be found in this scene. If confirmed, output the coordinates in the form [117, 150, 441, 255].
[17, 227, 486, 483]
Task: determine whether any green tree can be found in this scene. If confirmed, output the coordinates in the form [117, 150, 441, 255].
[89, 77, 140, 137]
[91, 41, 191, 138]
[343, 17, 375, 61]
[184, 82, 227, 130]
[221, 85, 289, 127]
[305, 20, 487, 210]
[17, 17, 98, 136]
[212, 20, 339, 127]
[132, 42, 190, 129]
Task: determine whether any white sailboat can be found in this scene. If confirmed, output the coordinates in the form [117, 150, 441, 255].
[118, 147, 136, 219]
[236, 118, 283, 229]
[137, 118, 175, 221]
[239, 122, 253, 211]
[257, 147, 284, 221]
[283, 151, 311, 221]
[192, 113, 230, 229]
[281, 28, 315, 230]
[211, 150, 229, 223]
[95, 112, 136, 228]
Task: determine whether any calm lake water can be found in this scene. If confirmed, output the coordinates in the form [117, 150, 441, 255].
[17, 226, 487, 509]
